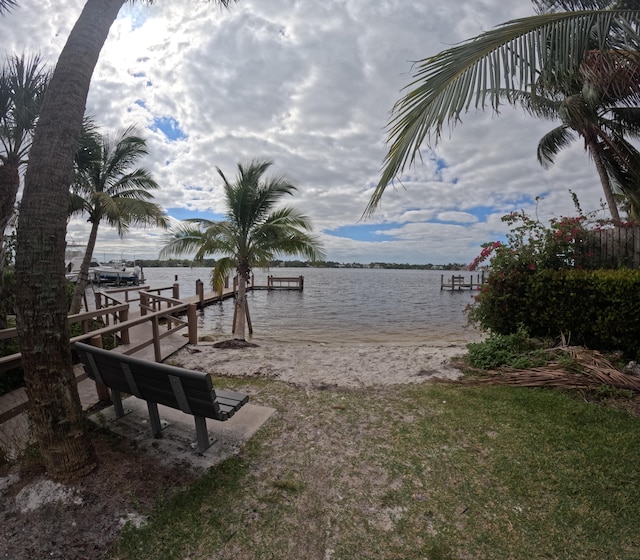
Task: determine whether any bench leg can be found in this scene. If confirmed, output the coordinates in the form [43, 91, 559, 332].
[112, 390, 126, 418]
[147, 401, 164, 437]
[194, 416, 213, 453]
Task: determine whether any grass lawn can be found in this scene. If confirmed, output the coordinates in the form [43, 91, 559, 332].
[109, 379, 640, 560]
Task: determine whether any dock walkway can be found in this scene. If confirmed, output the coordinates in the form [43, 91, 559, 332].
[0, 275, 303, 432]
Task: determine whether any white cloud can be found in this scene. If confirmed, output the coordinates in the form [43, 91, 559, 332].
[3, 0, 607, 264]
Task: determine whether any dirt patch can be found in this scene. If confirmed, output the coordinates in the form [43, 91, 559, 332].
[0, 429, 198, 560]
[212, 339, 259, 349]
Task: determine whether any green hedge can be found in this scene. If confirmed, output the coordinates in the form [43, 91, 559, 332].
[468, 269, 640, 357]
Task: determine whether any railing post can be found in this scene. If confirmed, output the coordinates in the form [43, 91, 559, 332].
[152, 315, 162, 362]
[196, 279, 204, 309]
[94, 292, 102, 310]
[187, 303, 198, 345]
[299, 275, 304, 290]
[172, 282, 180, 299]
[88, 335, 111, 402]
[140, 292, 148, 316]
[119, 308, 130, 345]
[224, 276, 229, 289]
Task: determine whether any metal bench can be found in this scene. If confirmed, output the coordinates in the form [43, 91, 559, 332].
[74, 341, 249, 453]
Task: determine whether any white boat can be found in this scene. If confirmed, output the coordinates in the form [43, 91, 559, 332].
[65, 245, 140, 285]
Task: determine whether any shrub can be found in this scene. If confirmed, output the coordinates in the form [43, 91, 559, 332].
[468, 199, 640, 358]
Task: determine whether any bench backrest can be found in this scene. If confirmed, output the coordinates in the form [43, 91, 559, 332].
[75, 342, 227, 420]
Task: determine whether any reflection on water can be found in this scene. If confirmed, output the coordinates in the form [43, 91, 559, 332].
[142, 267, 482, 345]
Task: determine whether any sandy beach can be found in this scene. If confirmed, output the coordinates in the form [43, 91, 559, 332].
[169, 340, 471, 388]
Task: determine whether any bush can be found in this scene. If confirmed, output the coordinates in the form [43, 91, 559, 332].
[468, 200, 640, 358]
[466, 329, 551, 369]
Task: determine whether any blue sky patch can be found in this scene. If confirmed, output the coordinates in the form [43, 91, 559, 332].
[167, 208, 225, 222]
[151, 117, 186, 141]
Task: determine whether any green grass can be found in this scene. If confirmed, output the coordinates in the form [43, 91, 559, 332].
[109, 379, 640, 560]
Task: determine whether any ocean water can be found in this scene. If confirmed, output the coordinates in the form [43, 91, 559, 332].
[141, 267, 483, 345]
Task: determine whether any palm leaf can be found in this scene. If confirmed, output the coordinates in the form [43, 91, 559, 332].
[367, 9, 640, 215]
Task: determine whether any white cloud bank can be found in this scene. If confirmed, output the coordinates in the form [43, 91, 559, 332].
[2, 0, 608, 264]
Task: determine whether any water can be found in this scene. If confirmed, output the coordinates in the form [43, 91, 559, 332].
[141, 267, 482, 345]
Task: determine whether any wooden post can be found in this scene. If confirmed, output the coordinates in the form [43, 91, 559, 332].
[245, 299, 253, 335]
[232, 300, 238, 334]
[268, 275, 273, 290]
[152, 316, 162, 362]
[172, 282, 180, 299]
[195, 279, 204, 309]
[299, 275, 304, 290]
[187, 303, 198, 345]
[140, 292, 148, 316]
[88, 335, 110, 402]
[224, 276, 229, 289]
[119, 308, 130, 345]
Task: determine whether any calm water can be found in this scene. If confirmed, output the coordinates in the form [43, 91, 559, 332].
[141, 267, 482, 345]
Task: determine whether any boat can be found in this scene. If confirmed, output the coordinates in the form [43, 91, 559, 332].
[65, 245, 140, 286]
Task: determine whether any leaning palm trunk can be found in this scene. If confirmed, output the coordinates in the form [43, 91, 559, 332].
[589, 139, 621, 223]
[69, 219, 100, 315]
[14, 0, 126, 482]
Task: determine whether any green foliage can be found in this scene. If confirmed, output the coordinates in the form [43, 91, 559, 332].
[466, 329, 551, 369]
[468, 202, 640, 357]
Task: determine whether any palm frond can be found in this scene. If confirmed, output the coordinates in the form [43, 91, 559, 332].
[537, 125, 577, 166]
[367, 9, 640, 215]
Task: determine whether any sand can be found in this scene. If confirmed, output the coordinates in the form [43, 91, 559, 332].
[169, 340, 472, 388]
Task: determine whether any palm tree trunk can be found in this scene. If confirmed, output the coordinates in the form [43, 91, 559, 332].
[233, 273, 248, 340]
[14, 0, 125, 482]
[69, 219, 100, 315]
[588, 139, 621, 223]
[0, 159, 20, 250]
[0, 160, 19, 330]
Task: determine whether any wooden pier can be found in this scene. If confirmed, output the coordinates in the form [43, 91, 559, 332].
[440, 272, 486, 291]
[0, 274, 306, 427]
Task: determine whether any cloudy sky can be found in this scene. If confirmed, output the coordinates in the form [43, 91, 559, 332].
[2, 0, 610, 265]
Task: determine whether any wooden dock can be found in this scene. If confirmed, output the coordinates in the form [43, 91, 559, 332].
[440, 272, 486, 290]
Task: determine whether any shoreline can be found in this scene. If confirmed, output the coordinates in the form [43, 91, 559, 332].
[169, 339, 476, 389]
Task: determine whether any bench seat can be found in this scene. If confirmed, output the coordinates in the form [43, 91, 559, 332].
[74, 342, 249, 453]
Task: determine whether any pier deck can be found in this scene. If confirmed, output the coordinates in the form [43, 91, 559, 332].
[440, 272, 486, 291]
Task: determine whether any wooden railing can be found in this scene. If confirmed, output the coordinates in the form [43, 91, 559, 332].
[0, 285, 197, 372]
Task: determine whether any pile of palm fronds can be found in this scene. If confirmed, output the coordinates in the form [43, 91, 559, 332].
[454, 346, 640, 393]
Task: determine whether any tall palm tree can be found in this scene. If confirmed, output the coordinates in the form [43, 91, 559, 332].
[0, 54, 48, 330]
[0, 54, 48, 252]
[366, 4, 640, 218]
[14, 0, 235, 482]
[160, 160, 325, 342]
[511, 47, 640, 222]
[68, 125, 168, 314]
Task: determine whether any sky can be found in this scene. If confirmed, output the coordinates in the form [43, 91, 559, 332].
[1, 0, 612, 265]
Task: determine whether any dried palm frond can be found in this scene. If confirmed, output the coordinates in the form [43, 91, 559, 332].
[450, 346, 640, 393]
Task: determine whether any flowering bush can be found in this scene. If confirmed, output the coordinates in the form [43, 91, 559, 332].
[467, 196, 640, 356]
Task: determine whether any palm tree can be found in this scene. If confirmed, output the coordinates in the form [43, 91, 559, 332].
[511, 47, 640, 222]
[0, 0, 18, 14]
[14, 0, 235, 482]
[365, 4, 640, 218]
[160, 160, 325, 342]
[68, 125, 168, 314]
[0, 54, 48, 251]
[0, 54, 48, 330]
